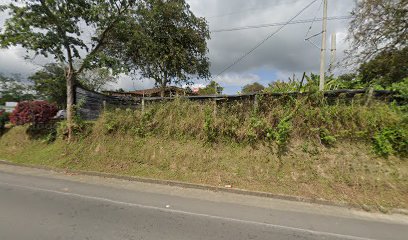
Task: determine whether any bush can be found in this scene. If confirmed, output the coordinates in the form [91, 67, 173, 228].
[9, 101, 58, 125]
[373, 126, 408, 157]
[0, 110, 9, 130]
[95, 95, 405, 158]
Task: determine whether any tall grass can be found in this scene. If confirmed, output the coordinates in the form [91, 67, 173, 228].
[94, 94, 407, 156]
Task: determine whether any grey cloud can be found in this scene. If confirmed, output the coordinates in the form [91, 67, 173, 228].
[189, 0, 354, 77]
[0, 0, 355, 89]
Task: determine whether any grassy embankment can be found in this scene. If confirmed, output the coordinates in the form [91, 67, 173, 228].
[0, 94, 407, 211]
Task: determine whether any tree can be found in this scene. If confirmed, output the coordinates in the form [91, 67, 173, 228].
[29, 64, 66, 108]
[30, 64, 118, 108]
[0, 73, 34, 105]
[347, 0, 407, 62]
[358, 47, 408, 87]
[109, 0, 210, 97]
[198, 81, 223, 95]
[242, 82, 265, 94]
[0, 0, 138, 140]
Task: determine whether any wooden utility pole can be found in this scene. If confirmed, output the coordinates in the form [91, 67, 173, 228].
[329, 33, 337, 74]
[319, 0, 328, 91]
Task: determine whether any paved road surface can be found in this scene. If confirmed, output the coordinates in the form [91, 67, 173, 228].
[0, 164, 407, 240]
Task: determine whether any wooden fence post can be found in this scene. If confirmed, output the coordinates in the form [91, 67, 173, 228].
[365, 87, 374, 106]
[213, 99, 217, 117]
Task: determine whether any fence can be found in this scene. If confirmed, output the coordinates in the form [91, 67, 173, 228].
[75, 86, 397, 120]
[76, 86, 141, 120]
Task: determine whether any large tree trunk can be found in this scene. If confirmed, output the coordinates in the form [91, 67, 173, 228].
[160, 74, 167, 98]
[160, 82, 166, 98]
[66, 66, 75, 141]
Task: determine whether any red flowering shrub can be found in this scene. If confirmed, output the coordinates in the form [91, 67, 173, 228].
[10, 101, 58, 125]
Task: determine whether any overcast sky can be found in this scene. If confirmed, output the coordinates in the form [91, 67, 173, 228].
[0, 0, 355, 94]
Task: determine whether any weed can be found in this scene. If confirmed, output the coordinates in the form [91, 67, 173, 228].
[320, 128, 337, 147]
[89, 95, 406, 157]
[373, 127, 408, 157]
[204, 106, 217, 143]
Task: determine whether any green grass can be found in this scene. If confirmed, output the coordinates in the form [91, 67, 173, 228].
[1, 125, 407, 211]
[1, 96, 407, 211]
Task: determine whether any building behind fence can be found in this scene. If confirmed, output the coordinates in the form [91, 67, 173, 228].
[76, 86, 397, 120]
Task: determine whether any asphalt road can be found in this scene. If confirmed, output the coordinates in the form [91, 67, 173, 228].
[0, 164, 407, 240]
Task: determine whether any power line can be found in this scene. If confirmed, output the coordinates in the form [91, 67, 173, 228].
[305, 30, 323, 41]
[305, 0, 324, 38]
[213, 0, 320, 79]
[211, 16, 352, 33]
[304, 0, 324, 49]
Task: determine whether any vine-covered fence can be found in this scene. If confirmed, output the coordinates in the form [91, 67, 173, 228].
[76, 86, 396, 120]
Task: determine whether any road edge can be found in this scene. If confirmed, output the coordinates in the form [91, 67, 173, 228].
[1, 159, 407, 216]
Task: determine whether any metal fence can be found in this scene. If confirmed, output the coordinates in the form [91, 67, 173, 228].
[76, 86, 397, 120]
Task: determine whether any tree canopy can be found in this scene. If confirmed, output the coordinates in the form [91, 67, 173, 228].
[241, 82, 265, 94]
[198, 81, 223, 95]
[29, 64, 118, 107]
[107, 0, 211, 97]
[0, 0, 139, 140]
[348, 0, 407, 62]
[358, 47, 408, 87]
[29, 64, 67, 108]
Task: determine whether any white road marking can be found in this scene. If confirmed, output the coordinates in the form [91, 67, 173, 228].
[0, 181, 376, 240]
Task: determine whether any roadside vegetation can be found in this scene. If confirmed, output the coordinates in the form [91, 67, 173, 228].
[1, 91, 407, 211]
[0, 0, 407, 212]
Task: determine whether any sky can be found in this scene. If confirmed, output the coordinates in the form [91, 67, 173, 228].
[0, 0, 355, 94]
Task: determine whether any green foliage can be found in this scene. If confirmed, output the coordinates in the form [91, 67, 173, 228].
[29, 64, 119, 108]
[108, 0, 211, 94]
[266, 79, 302, 93]
[319, 128, 337, 147]
[0, 0, 135, 72]
[100, 107, 155, 138]
[29, 64, 67, 108]
[242, 82, 265, 94]
[0, 111, 9, 130]
[265, 73, 336, 93]
[57, 104, 92, 140]
[198, 81, 223, 95]
[93, 93, 406, 157]
[348, 0, 407, 62]
[272, 118, 292, 153]
[0, 1, 139, 139]
[390, 77, 408, 103]
[264, 72, 398, 93]
[373, 127, 408, 157]
[204, 106, 217, 143]
[358, 47, 408, 87]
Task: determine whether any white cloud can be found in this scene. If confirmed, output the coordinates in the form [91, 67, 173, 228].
[106, 74, 156, 91]
[216, 73, 260, 86]
[0, 47, 40, 77]
[182, 83, 206, 89]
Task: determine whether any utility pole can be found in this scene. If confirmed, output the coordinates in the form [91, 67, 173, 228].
[329, 33, 337, 74]
[319, 0, 328, 91]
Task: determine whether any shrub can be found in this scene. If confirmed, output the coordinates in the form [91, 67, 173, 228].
[373, 126, 408, 157]
[95, 94, 404, 158]
[204, 106, 217, 143]
[320, 128, 337, 147]
[9, 101, 58, 125]
[0, 110, 9, 130]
